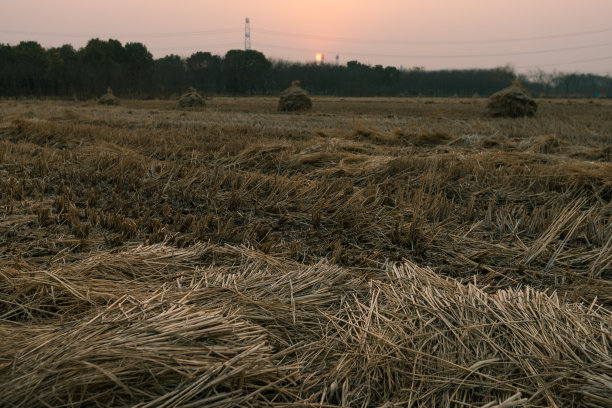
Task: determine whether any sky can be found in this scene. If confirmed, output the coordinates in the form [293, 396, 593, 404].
[1, 0, 612, 75]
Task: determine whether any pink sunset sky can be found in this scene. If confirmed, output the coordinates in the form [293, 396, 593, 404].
[1, 0, 611, 74]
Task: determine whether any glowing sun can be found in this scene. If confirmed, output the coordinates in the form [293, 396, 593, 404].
[315, 53, 323, 63]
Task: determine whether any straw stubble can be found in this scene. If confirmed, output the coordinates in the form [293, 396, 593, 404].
[1, 97, 611, 406]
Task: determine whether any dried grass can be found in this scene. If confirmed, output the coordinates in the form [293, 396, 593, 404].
[98, 88, 120, 105]
[571, 145, 612, 162]
[278, 83, 312, 112]
[349, 127, 400, 144]
[1, 244, 611, 407]
[523, 134, 571, 154]
[394, 129, 457, 146]
[179, 87, 205, 108]
[487, 85, 537, 118]
[1, 98, 611, 407]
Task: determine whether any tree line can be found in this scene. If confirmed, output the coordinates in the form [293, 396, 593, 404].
[1, 39, 611, 99]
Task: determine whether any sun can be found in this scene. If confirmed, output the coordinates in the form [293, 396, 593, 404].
[315, 53, 323, 63]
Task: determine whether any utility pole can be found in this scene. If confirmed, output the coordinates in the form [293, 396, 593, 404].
[245, 18, 251, 51]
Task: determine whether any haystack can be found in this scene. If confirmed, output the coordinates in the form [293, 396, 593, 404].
[487, 82, 537, 117]
[278, 80, 312, 112]
[98, 88, 119, 105]
[179, 87, 205, 108]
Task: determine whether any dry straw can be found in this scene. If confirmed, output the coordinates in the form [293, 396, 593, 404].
[487, 82, 537, 118]
[278, 80, 312, 112]
[1, 243, 611, 407]
[98, 87, 120, 105]
[179, 87, 205, 108]
[1, 98, 611, 407]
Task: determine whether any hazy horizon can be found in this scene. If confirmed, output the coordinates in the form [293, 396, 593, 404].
[2, 0, 611, 75]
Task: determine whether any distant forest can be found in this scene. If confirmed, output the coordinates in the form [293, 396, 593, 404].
[1, 39, 611, 99]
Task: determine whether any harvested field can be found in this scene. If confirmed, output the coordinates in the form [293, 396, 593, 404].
[1, 96, 611, 407]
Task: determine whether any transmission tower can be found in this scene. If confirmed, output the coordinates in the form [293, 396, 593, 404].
[245, 18, 251, 51]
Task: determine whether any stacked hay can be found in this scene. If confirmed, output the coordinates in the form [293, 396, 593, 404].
[98, 87, 119, 105]
[278, 80, 312, 112]
[487, 82, 537, 117]
[179, 87, 205, 108]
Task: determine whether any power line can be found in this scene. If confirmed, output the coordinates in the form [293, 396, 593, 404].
[517, 55, 612, 69]
[3, 26, 611, 45]
[256, 41, 612, 59]
[149, 42, 240, 51]
[3, 26, 611, 72]
[120, 28, 243, 38]
[0, 28, 243, 38]
[253, 27, 612, 46]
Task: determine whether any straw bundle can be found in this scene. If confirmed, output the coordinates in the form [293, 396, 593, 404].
[487, 84, 537, 117]
[98, 87, 120, 105]
[278, 81, 312, 112]
[179, 87, 205, 108]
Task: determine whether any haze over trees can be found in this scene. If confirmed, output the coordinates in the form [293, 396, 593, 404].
[1, 39, 610, 98]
